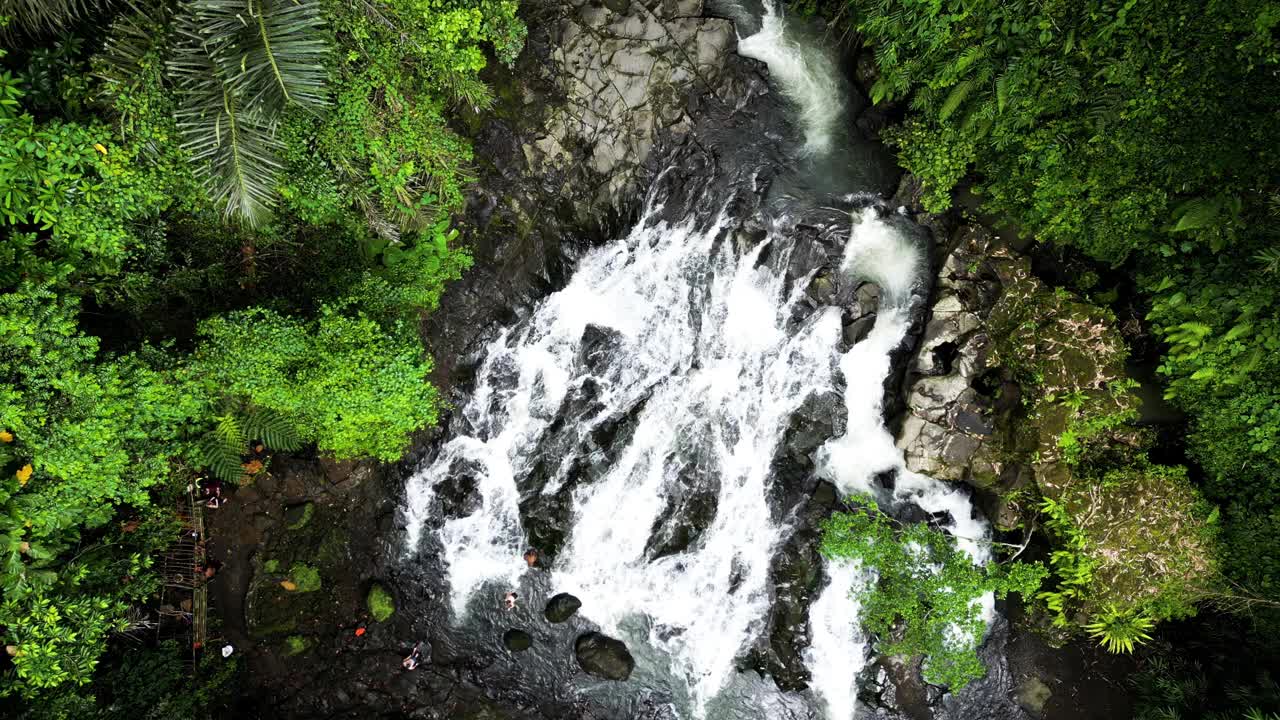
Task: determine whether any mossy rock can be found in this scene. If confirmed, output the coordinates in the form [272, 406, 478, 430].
[367, 583, 395, 622]
[263, 558, 280, 574]
[285, 502, 314, 530]
[284, 635, 312, 656]
[287, 563, 322, 593]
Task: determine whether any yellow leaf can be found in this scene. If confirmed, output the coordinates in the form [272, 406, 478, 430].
[94, 143, 108, 155]
[0, 430, 12, 443]
[16, 464, 32, 485]
[280, 580, 298, 591]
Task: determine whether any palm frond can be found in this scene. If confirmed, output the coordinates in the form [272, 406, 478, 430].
[95, 1, 174, 105]
[0, 0, 90, 34]
[187, 0, 329, 112]
[167, 0, 329, 225]
[171, 39, 283, 224]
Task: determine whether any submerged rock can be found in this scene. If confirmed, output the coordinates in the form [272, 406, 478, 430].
[545, 593, 582, 623]
[574, 632, 635, 681]
[503, 629, 533, 653]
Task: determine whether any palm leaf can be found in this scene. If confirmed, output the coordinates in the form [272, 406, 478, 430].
[0, 0, 91, 33]
[187, 0, 329, 112]
[167, 0, 329, 225]
[170, 12, 283, 226]
[95, 1, 174, 106]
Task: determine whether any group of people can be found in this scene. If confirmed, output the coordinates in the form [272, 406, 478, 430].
[201, 478, 227, 509]
[503, 548, 539, 611]
[399, 548, 541, 672]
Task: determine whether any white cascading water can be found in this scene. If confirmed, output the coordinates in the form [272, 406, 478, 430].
[404, 3, 992, 719]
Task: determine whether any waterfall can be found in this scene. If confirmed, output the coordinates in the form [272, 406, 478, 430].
[402, 3, 991, 719]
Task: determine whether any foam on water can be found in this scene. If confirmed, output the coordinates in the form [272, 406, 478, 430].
[737, 3, 845, 155]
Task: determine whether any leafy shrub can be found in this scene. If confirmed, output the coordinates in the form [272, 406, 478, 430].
[820, 496, 1046, 689]
[844, 0, 1280, 620]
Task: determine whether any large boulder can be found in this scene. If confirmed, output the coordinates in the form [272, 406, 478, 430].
[544, 593, 583, 623]
[574, 632, 636, 681]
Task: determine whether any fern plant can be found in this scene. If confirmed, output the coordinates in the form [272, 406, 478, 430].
[1085, 605, 1155, 654]
[197, 402, 301, 482]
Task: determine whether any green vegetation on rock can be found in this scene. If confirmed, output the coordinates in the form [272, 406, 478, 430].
[820, 496, 1047, 689]
[284, 635, 311, 656]
[287, 564, 322, 594]
[837, 0, 1280, 639]
[367, 583, 396, 622]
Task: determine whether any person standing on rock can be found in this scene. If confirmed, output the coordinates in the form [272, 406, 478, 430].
[523, 549, 538, 568]
[401, 642, 424, 670]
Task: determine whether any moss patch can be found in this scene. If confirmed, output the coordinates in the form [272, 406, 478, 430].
[285, 502, 314, 530]
[263, 559, 280, 574]
[284, 635, 311, 656]
[367, 583, 395, 622]
[288, 563, 322, 593]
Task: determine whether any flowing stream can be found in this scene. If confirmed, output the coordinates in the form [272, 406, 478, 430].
[403, 4, 990, 718]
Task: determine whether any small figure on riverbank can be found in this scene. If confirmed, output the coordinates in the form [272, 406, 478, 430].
[402, 642, 424, 670]
[201, 478, 225, 509]
[503, 591, 518, 611]
[523, 549, 538, 568]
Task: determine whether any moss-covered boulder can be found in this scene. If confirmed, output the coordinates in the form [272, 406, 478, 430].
[284, 635, 312, 656]
[367, 583, 395, 622]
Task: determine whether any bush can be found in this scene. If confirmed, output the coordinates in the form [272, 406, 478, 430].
[820, 496, 1046, 689]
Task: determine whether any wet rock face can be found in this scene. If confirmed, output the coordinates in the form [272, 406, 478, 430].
[544, 592, 582, 623]
[896, 222, 1004, 484]
[574, 632, 636, 680]
[527, 0, 737, 207]
[743, 481, 837, 691]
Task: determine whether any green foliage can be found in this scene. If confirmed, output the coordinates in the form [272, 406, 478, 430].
[187, 305, 440, 461]
[284, 635, 310, 656]
[0, 0, 88, 34]
[196, 404, 301, 482]
[820, 496, 1046, 689]
[0, 591, 125, 698]
[1084, 606, 1154, 654]
[367, 582, 395, 622]
[1036, 461, 1219, 651]
[0, 105, 173, 284]
[286, 563, 321, 593]
[847, 0, 1280, 632]
[0, 0, 514, 709]
[94, 640, 242, 720]
[883, 119, 975, 213]
[1132, 647, 1280, 720]
[278, 0, 524, 236]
